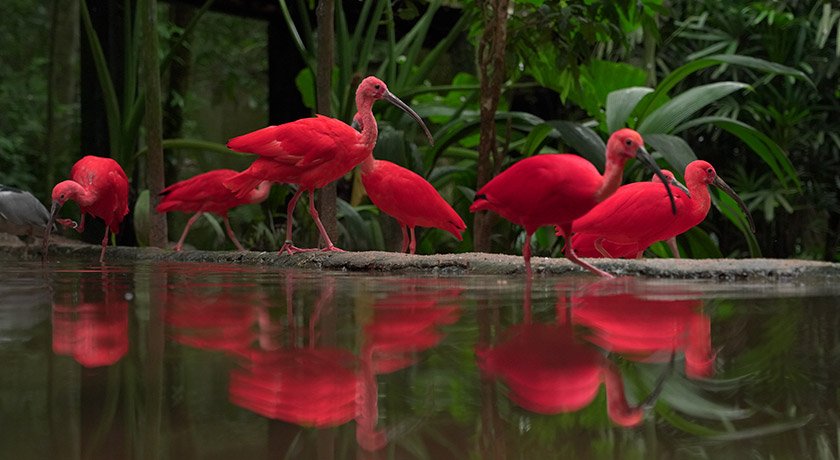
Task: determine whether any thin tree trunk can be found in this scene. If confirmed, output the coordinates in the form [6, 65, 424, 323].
[473, 0, 510, 252]
[163, 4, 195, 185]
[45, 0, 80, 196]
[142, 0, 167, 248]
[315, 0, 337, 246]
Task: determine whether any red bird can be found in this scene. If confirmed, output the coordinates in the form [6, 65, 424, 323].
[571, 160, 754, 259]
[44, 155, 130, 263]
[225, 76, 433, 254]
[470, 129, 675, 277]
[360, 156, 465, 254]
[156, 169, 271, 251]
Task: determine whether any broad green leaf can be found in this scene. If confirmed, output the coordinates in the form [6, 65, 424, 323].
[644, 133, 697, 177]
[547, 121, 606, 170]
[713, 191, 762, 257]
[676, 116, 800, 190]
[522, 123, 557, 156]
[683, 227, 724, 259]
[567, 60, 648, 122]
[606, 86, 654, 133]
[133, 190, 150, 247]
[638, 82, 750, 134]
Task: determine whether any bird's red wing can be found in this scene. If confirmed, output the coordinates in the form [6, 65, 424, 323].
[227, 116, 360, 169]
[158, 170, 242, 212]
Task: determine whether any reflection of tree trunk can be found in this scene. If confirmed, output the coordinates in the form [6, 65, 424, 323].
[163, 4, 195, 185]
[45, 0, 80, 196]
[49, 331, 82, 460]
[143, 0, 168, 248]
[474, 0, 510, 252]
[143, 269, 167, 458]
[315, 0, 337, 246]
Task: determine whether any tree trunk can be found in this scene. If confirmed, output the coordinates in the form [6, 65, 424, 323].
[473, 0, 510, 252]
[45, 0, 80, 198]
[315, 0, 337, 246]
[163, 4, 195, 185]
[142, 0, 167, 248]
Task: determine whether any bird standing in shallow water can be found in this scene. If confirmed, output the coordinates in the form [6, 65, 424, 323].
[224, 76, 433, 254]
[44, 155, 129, 263]
[0, 184, 51, 248]
[571, 160, 754, 259]
[470, 129, 675, 277]
[156, 169, 271, 251]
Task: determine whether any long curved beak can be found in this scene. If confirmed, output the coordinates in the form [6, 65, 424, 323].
[42, 201, 61, 260]
[635, 147, 677, 215]
[383, 91, 434, 146]
[670, 177, 691, 197]
[713, 176, 756, 233]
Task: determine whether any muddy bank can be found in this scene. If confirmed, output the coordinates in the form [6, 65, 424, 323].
[2, 235, 839, 281]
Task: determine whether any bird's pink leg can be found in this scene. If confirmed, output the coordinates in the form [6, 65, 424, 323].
[523, 231, 533, 276]
[665, 237, 680, 259]
[594, 237, 614, 258]
[400, 225, 409, 253]
[174, 211, 203, 252]
[408, 227, 417, 255]
[222, 215, 246, 251]
[99, 227, 109, 263]
[279, 189, 313, 254]
[308, 190, 344, 252]
[559, 225, 614, 278]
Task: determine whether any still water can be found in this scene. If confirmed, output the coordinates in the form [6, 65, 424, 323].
[1, 260, 838, 459]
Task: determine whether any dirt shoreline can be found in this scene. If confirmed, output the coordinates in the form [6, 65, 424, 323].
[3, 235, 839, 281]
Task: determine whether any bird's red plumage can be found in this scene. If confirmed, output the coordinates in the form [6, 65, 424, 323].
[571, 161, 716, 258]
[69, 156, 129, 233]
[157, 169, 267, 216]
[361, 160, 465, 239]
[470, 154, 602, 233]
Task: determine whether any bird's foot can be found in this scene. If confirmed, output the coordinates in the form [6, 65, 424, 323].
[320, 245, 345, 253]
[279, 241, 317, 255]
[56, 218, 78, 230]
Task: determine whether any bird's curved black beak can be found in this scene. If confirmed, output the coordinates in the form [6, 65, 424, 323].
[383, 91, 434, 146]
[713, 176, 756, 233]
[635, 147, 677, 214]
[42, 201, 62, 260]
[670, 177, 691, 197]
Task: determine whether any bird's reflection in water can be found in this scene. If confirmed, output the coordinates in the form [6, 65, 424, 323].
[477, 276, 646, 427]
[51, 268, 130, 368]
[165, 291, 258, 357]
[571, 278, 713, 378]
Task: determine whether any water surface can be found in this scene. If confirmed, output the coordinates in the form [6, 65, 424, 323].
[1, 260, 838, 459]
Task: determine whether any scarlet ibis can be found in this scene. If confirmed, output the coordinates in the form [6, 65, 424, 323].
[470, 129, 675, 277]
[156, 169, 271, 251]
[0, 184, 51, 245]
[225, 76, 433, 254]
[360, 155, 466, 254]
[43, 155, 130, 263]
[569, 170, 688, 258]
[571, 160, 754, 259]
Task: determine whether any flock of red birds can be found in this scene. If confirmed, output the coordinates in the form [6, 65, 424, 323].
[40, 76, 753, 276]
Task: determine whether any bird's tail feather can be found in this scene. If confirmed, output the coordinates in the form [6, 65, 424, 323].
[224, 171, 263, 200]
[469, 193, 489, 213]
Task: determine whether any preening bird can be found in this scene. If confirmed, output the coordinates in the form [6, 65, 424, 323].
[224, 76, 433, 254]
[156, 169, 271, 251]
[43, 155, 129, 263]
[470, 129, 675, 277]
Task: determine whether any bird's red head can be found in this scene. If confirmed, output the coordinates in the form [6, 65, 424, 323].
[51, 181, 80, 207]
[685, 160, 717, 186]
[607, 128, 646, 160]
[358, 76, 389, 100]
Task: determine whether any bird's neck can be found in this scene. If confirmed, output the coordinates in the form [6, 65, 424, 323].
[356, 97, 379, 148]
[62, 181, 96, 207]
[594, 158, 626, 203]
[360, 154, 376, 174]
[692, 181, 713, 214]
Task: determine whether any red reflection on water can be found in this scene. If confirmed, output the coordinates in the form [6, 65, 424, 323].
[571, 279, 713, 378]
[357, 280, 463, 451]
[51, 270, 129, 368]
[476, 277, 644, 427]
[228, 275, 361, 429]
[165, 292, 257, 356]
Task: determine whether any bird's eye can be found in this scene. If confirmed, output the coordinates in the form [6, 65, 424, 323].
[374, 84, 381, 90]
[706, 168, 714, 174]
[625, 139, 633, 146]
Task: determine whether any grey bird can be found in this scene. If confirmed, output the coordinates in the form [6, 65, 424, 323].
[0, 184, 51, 246]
